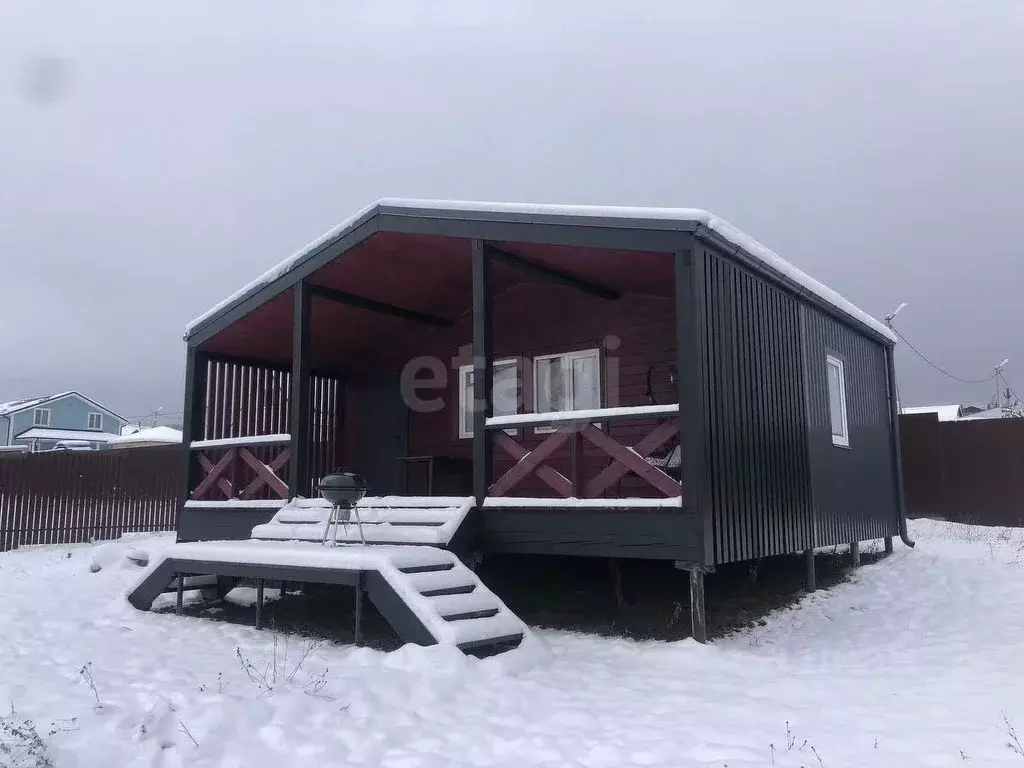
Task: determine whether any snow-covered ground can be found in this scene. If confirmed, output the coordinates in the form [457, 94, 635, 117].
[2, 520, 1024, 767]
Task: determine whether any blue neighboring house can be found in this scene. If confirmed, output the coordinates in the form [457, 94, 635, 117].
[0, 391, 127, 451]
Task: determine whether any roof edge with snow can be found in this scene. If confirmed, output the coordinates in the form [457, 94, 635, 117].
[0, 390, 126, 422]
[184, 199, 897, 345]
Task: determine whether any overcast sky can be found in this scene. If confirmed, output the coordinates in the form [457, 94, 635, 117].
[2, 1, 1022, 423]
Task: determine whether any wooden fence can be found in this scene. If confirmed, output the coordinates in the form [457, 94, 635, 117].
[900, 413, 1024, 527]
[0, 445, 180, 552]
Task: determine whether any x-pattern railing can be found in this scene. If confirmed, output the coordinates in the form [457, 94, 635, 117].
[485, 405, 681, 499]
[189, 435, 291, 501]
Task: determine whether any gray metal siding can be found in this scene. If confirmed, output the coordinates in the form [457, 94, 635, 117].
[702, 250, 815, 564]
[177, 507, 277, 542]
[802, 305, 898, 545]
[479, 507, 704, 561]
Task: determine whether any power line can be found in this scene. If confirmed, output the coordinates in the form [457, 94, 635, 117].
[890, 325, 998, 386]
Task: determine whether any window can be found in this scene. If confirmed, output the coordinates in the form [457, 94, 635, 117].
[826, 354, 849, 448]
[87, 412, 103, 430]
[533, 348, 601, 430]
[33, 408, 50, 427]
[458, 359, 519, 439]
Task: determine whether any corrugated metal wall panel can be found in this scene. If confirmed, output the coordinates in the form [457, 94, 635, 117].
[801, 304, 898, 545]
[703, 252, 815, 564]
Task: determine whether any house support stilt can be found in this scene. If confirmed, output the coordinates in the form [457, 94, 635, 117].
[804, 548, 816, 592]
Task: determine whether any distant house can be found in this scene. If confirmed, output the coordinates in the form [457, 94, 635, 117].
[902, 404, 985, 422]
[0, 392, 127, 451]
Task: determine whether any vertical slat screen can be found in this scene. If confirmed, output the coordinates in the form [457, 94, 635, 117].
[200, 359, 344, 498]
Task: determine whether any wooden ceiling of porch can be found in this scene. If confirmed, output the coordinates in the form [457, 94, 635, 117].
[198, 231, 673, 373]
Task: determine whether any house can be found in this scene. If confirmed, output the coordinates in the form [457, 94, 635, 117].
[0, 392, 126, 451]
[136, 199, 912, 648]
[105, 425, 183, 450]
[901, 404, 986, 421]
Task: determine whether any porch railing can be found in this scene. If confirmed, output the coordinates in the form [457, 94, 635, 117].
[484, 404, 681, 499]
[189, 434, 291, 502]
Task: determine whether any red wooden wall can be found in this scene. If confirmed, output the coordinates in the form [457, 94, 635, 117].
[403, 282, 678, 497]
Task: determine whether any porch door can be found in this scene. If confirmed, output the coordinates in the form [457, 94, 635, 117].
[350, 374, 409, 496]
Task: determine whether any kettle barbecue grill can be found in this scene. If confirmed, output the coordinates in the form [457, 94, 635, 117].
[319, 471, 369, 546]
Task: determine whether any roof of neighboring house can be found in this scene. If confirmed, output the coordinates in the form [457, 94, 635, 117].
[0, 391, 126, 422]
[106, 426, 183, 446]
[13, 427, 121, 443]
[185, 198, 897, 345]
[956, 407, 1007, 421]
[901, 405, 963, 422]
[0, 394, 63, 417]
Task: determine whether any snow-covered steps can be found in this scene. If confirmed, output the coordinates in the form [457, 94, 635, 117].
[250, 496, 474, 547]
[126, 540, 529, 655]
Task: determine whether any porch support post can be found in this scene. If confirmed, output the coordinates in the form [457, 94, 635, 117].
[689, 568, 707, 644]
[472, 239, 493, 508]
[288, 280, 312, 498]
[255, 580, 264, 629]
[676, 244, 712, 562]
[354, 572, 364, 647]
[804, 548, 816, 592]
[177, 345, 208, 539]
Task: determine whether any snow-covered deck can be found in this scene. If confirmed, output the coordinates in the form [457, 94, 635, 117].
[128, 538, 530, 654]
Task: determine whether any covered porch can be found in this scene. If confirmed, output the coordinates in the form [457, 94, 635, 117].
[178, 204, 707, 566]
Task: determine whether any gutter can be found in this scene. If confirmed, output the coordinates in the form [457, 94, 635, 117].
[885, 344, 915, 548]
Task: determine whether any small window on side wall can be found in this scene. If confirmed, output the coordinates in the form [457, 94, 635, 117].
[458, 359, 519, 439]
[87, 413, 103, 430]
[826, 354, 849, 447]
[33, 408, 50, 427]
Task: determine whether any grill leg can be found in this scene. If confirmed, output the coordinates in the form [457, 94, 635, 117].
[255, 580, 264, 629]
[804, 548, 816, 592]
[850, 541, 861, 567]
[353, 507, 367, 546]
[175, 574, 184, 615]
[884, 536, 894, 553]
[354, 573, 364, 647]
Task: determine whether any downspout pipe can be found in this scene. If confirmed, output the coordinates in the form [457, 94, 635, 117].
[885, 343, 915, 547]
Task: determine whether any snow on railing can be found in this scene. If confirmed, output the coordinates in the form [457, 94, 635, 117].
[183, 499, 288, 509]
[189, 433, 291, 450]
[483, 496, 682, 508]
[485, 404, 678, 429]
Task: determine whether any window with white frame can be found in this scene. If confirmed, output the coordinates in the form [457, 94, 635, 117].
[87, 412, 103, 430]
[33, 408, 50, 427]
[458, 359, 519, 439]
[533, 348, 601, 427]
[826, 354, 849, 447]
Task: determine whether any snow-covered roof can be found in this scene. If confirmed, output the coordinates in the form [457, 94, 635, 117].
[0, 393, 72, 417]
[106, 426, 183, 445]
[185, 199, 897, 344]
[901, 405, 962, 422]
[955, 407, 1006, 421]
[0, 391, 126, 421]
[13, 427, 121, 442]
